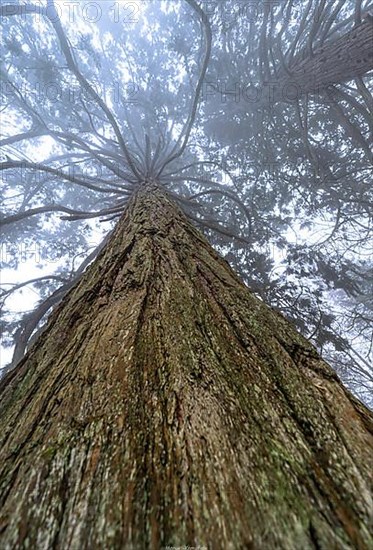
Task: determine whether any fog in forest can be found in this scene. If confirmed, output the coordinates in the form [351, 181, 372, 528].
[1, 0, 372, 407]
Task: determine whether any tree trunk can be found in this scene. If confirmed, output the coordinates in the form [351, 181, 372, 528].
[274, 17, 373, 102]
[0, 183, 372, 549]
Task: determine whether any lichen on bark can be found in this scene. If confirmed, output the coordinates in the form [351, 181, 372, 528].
[0, 183, 372, 549]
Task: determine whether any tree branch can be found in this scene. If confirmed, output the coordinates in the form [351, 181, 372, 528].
[157, 0, 212, 176]
[0, 203, 127, 226]
[0, 160, 124, 194]
[1, 1, 141, 179]
[45, 0, 141, 179]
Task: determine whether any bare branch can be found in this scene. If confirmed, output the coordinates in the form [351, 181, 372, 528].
[0, 160, 124, 194]
[0, 203, 127, 226]
[0, 129, 48, 148]
[1, 1, 141, 179]
[45, 0, 141, 179]
[188, 188, 252, 237]
[187, 212, 251, 246]
[1, 276, 69, 301]
[157, 0, 212, 176]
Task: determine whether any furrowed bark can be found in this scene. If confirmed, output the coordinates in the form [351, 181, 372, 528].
[0, 183, 372, 549]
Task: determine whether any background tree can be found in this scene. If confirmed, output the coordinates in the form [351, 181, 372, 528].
[0, 0, 372, 407]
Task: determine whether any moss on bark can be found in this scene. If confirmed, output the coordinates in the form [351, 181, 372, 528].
[0, 183, 372, 549]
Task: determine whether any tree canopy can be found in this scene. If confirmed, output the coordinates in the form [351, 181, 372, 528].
[0, 0, 372, 406]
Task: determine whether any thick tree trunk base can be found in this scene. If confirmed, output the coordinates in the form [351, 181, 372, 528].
[1, 185, 372, 549]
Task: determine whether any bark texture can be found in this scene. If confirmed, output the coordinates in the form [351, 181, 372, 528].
[275, 17, 373, 100]
[0, 184, 373, 549]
